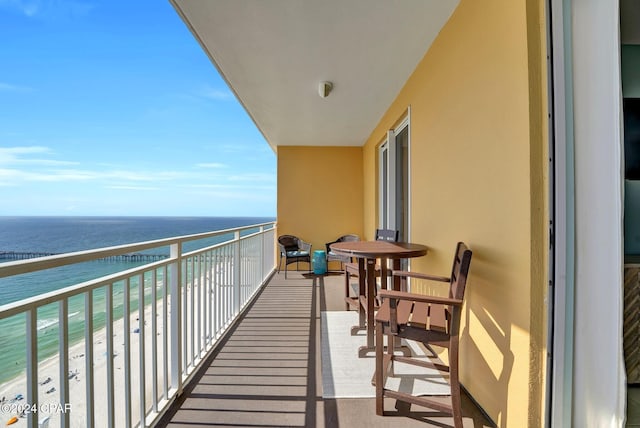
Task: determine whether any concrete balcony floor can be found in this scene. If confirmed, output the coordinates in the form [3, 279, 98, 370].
[158, 270, 495, 428]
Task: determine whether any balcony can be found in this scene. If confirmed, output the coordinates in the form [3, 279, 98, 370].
[0, 223, 492, 427]
[157, 270, 493, 428]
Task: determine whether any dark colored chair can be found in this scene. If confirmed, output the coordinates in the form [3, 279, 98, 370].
[325, 234, 360, 270]
[344, 229, 399, 310]
[277, 235, 312, 279]
[374, 242, 472, 427]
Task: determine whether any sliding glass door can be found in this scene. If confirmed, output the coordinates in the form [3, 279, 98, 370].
[379, 117, 409, 243]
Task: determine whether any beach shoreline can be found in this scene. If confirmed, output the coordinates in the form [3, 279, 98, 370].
[0, 298, 169, 428]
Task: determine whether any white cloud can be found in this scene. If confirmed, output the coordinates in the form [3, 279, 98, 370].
[189, 183, 275, 191]
[0, 169, 21, 186]
[0, 0, 36, 16]
[0, 148, 274, 195]
[0, 146, 50, 155]
[0, 0, 94, 20]
[0, 168, 93, 182]
[0, 162, 194, 184]
[227, 173, 276, 182]
[0, 82, 34, 92]
[0, 146, 78, 167]
[200, 86, 233, 101]
[101, 170, 177, 182]
[105, 185, 161, 191]
[0, 146, 275, 216]
[188, 188, 274, 202]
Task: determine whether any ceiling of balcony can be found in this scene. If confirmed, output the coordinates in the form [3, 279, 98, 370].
[171, 0, 459, 151]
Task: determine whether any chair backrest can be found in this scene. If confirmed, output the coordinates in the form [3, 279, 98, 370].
[449, 242, 473, 301]
[278, 235, 300, 252]
[339, 234, 360, 243]
[375, 229, 399, 242]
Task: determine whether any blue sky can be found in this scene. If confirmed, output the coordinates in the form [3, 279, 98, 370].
[0, 0, 276, 217]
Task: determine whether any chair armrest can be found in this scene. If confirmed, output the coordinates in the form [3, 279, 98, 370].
[378, 289, 463, 307]
[278, 242, 286, 255]
[392, 270, 450, 283]
[325, 240, 339, 253]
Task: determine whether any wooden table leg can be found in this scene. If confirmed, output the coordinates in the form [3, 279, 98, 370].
[350, 258, 367, 335]
[381, 257, 389, 291]
[392, 259, 400, 290]
[359, 257, 376, 357]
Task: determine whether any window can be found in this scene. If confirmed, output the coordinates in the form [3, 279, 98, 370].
[379, 115, 410, 242]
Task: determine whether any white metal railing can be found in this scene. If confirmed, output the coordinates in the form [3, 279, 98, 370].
[0, 222, 276, 428]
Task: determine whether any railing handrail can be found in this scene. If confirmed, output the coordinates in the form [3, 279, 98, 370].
[0, 257, 172, 321]
[0, 225, 275, 320]
[0, 220, 278, 428]
[0, 221, 275, 279]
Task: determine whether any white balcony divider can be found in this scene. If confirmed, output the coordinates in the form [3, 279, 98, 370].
[0, 222, 276, 428]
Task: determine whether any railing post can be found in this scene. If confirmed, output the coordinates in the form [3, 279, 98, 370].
[85, 290, 94, 428]
[105, 286, 114, 428]
[26, 309, 37, 428]
[137, 273, 146, 427]
[59, 299, 70, 428]
[150, 270, 158, 414]
[124, 279, 132, 428]
[170, 243, 183, 396]
[234, 231, 241, 315]
[260, 226, 265, 284]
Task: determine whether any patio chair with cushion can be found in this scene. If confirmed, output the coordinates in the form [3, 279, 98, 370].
[344, 229, 399, 310]
[277, 235, 312, 279]
[325, 234, 360, 270]
[374, 242, 472, 427]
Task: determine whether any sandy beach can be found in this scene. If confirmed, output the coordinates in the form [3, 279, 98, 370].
[0, 297, 173, 428]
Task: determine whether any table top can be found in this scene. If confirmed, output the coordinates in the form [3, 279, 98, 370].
[330, 241, 428, 259]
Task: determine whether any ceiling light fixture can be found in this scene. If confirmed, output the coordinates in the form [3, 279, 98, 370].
[318, 81, 333, 98]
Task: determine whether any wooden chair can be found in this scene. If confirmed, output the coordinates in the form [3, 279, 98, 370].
[374, 242, 472, 427]
[325, 234, 360, 270]
[344, 229, 399, 310]
[277, 235, 312, 279]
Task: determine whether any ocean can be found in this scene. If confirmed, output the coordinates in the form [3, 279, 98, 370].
[0, 216, 275, 386]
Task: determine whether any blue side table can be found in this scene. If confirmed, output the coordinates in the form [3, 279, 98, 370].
[313, 250, 327, 275]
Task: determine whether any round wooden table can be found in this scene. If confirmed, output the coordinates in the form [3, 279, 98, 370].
[330, 241, 428, 356]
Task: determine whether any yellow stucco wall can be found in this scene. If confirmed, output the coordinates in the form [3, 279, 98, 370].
[361, 1, 548, 426]
[277, 146, 364, 270]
